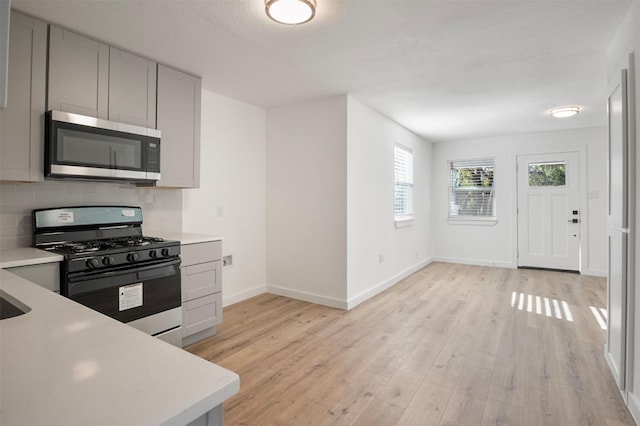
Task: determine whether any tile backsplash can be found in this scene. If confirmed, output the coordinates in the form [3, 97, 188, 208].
[0, 181, 182, 249]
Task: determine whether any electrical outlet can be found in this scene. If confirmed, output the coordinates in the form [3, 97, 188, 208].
[223, 255, 232, 268]
[216, 205, 224, 217]
[378, 254, 384, 264]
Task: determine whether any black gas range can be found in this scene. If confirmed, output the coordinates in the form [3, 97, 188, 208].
[33, 206, 183, 346]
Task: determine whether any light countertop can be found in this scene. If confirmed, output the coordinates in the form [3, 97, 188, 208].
[0, 247, 63, 269]
[0, 269, 239, 425]
[158, 232, 223, 245]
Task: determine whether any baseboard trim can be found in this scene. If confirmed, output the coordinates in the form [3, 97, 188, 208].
[221, 264, 607, 309]
[628, 391, 640, 425]
[432, 256, 514, 269]
[223, 285, 267, 307]
[346, 257, 433, 310]
[581, 268, 607, 277]
[266, 285, 348, 310]
[604, 349, 624, 392]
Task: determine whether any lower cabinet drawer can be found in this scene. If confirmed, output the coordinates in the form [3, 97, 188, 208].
[181, 260, 221, 301]
[182, 292, 222, 337]
[181, 241, 222, 266]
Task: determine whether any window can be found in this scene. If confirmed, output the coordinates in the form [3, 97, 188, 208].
[394, 144, 414, 222]
[528, 161, 566, 186]
[448, 158, 495, 219]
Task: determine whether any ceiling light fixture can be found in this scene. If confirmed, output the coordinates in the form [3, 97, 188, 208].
[265, 0, 316, 25]
[549, 106, 581, 118]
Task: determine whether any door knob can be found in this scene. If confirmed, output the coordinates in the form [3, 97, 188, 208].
[567, 218, 579, 223]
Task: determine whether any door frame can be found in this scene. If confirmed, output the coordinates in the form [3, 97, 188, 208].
[511, 145, 589, 274]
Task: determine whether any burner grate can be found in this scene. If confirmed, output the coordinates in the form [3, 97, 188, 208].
[41, 236, 167, 255]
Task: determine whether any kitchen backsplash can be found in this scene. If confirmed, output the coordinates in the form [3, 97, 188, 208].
[0, 181, 182, 249]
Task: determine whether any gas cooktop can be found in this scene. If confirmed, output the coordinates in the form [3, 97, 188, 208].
[43, 236, 169, 256]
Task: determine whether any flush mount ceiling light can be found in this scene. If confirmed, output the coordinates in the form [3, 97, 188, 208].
[265, 0, 316, 25]
[549, 106, 581, 118]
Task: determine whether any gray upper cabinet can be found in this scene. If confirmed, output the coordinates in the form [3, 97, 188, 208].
[156, 64, 201, 188]
[47, 25, 109, 118]
[13, 19, 201, 187]
[0, 11, 47, 182]
[108, 47, 156, 128]
[48, 29, 157, 128]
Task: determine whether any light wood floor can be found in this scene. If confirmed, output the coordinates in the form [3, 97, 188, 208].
[187, 262, 636, 426]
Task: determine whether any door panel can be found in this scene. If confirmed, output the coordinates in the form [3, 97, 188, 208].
[527, 195, 544, 254]
[608, 232, 627, 389]
[605, 69, 629, 392]
[517, 152, 580, 271]
[551, 194, 569, 257]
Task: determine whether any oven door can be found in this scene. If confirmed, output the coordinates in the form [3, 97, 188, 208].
[66, 258, 181, 324]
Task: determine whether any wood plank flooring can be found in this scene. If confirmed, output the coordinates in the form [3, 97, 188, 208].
[186, 262, 636, 426]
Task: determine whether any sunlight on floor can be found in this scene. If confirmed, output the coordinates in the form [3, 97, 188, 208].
[589, 306, 608, 330]
[510, 291, 573, 321]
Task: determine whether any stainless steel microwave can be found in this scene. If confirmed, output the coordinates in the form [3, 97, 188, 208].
[45, 110, 161, 184]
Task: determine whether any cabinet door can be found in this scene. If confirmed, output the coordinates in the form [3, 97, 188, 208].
[156, 64, 201, 188]
[108, 47, 156, 128]
[48, 26, 108, 118]
[182, 260, 221, 301]
[182, 292, 222, 338]
[0, 11, 46, 181]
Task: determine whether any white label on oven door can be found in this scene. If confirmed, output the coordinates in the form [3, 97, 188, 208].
[119, 283, 143, 311]
[56, 212, 74, 223]
[121, 209, 136, 217]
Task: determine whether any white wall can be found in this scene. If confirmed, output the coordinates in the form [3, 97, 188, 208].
[432, 127, 608, 275]
[182, 89, 267, 306]
[0, 181, 182, 249]
[346, 97, 433, 308]
[266, 95, 348, 308]
[607, 0, 640, 421]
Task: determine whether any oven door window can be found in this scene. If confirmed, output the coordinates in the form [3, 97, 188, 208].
[66, 260, 181, 324]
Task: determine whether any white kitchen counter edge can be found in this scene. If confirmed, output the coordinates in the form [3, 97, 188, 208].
[0, 269, 239, 426]
[159, 232, 223, 245]
[0, 247, 63, 269]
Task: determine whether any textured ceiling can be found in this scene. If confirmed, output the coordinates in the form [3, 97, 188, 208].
[12, 0, 633, 142]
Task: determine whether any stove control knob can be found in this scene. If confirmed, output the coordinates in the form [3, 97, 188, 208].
[102, 256, 115, 266]
[161, 248, 170, 257]
[127, 252, 139, 262]
[86, 258, 100, 269]
[149, 250, 158, 258]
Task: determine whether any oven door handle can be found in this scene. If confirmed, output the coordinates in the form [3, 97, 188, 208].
[133, 258, 181, 275]
[67, 258, 181, 282]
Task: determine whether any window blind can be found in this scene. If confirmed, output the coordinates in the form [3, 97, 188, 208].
[395, 144, 414, 220]
[448, 158, 495, 218]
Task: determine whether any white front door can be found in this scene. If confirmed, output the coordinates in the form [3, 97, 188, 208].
[517, 152, 581, 271]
